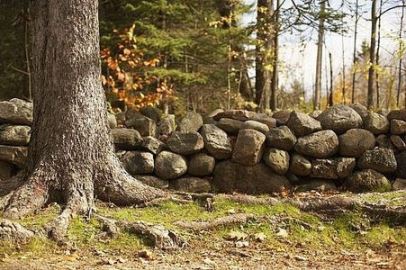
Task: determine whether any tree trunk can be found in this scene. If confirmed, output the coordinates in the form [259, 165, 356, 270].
[0, 0, 163, 238]
[375, 0, 383, 108]
[270, 0, 280, 111]
[367, 0, 377, 109]
[329, 52, 333, 107]
[351, 0, 359, 104]
[314, 0, 325, 110]
[397, 0, 405, 108]
[255, 0, 273, 111]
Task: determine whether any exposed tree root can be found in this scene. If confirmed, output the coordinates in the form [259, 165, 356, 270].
[175, 213, 255, 231]
[96, 214, 185, 250]
[0, 219, 34, 242]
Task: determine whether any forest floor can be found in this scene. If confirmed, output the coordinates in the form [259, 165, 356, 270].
[0, 190, 405, 270]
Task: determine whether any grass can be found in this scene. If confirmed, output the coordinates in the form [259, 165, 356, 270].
[1, 192, 405, 259]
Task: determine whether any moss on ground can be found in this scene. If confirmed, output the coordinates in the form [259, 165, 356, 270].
[1, 192, 405, 259]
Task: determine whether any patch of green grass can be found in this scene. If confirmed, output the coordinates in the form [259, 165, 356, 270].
[360, 191, 406, 207]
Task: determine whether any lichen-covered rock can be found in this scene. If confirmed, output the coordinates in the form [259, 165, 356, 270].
[339, 129, 375, 157]
[0, 98, 33, 125]
[294, 130, 339, 158]
[266, 126, 297, 151]
[263, 148, 290, 175]
[188, 153, 215, 176]
[120, 151, 154, 175]
[390, 135, 406, 151]
[167, 132, 204, 155]
[387, 109, 406, 121]
[358, 148, 397, 174]
[310, 158, 356, 179]
[178, 112, 203, 133]
[107, 113, 117, 129]
[345, 169, 391, 192]
[241, 120, 269, 134]
[349, 103, 369, 120]
[396, 151, 406, 178]
[289, 154, 312, 176]
[216, 118, 243, 134]
[287, 111, 322, 137]
[0, 145, 27, 168]
[317, 105, 363, 134]
[393, 178, 406, 190]
[213, 109, 256, 121]
[363, 112, 389, 134]
[157, 114, 176, 136]
[141, 136, 164, 155]
[136, 175, 169, 189]
[232, 129, 266, 165]
[154, 151, 187, 180]
[390, 119, 406, 135]
[213, 161, 291, 194]
[296, 180, 337, 192]
[171, 177, 212, 193]
[272, 110, 291, 126]
[126, 115, 156, 137]
[112, 128, 142, 150]
[0, 125, 31, 146]
[200, 124, 232, 159]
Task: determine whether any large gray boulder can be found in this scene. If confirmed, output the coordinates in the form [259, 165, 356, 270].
[157, 114, 176, 136]
[200, 124, 232, 160]
[345, 169, 391, 193]
[396, 152, 406, 178]
[310, 157, 356, 179]
[358, 148, 397, 173]
[171, 177, 212, 193]
[387, 109, 406, 121]
[289, 154, 312, 176]
[317, 105, 363, 134]
[0, 125, 31, 146]
[167, 132, 204, 155]
[0, 145, 27, 168]
[363, 112, 389, 134]
[287, 111, 322, 137]
[111, 128, 142, 150]
[213, 161, 291, 194]
[188, 153, 215, 176]
[393, 178, 406, 190]
[0, 161, 14, 180]
[136, 175, 169, 189]
[241, 120, 269, 134]
[267, 126, 297, 151]
[107, 113, 117, 129]
[390, 135, 406, 151]
[349, 103, 369, 120]
[376, 134, 394, 149]
[140, 106, 162, 123]
[154, 151, 187, 180]
[213, 109, 256, 121]
[390, 119, 406, 135]
[272, 111, 291, 126]
[263, 148, 290, 175]
[178, 112, 203, 133]
[339, 129, 375, 157]
[126, 115, 156, 137]
[141, 136, 164, 155]
[250, 114, 277, 129]
[232, 129, 266, 166]
[294, 130, 339, 158]
[216, 118, 243, 134]
[0, 98, 33, 125]
[120, 151, 154, 175]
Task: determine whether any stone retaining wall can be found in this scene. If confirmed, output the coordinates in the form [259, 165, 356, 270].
[1, 98, 405, 194]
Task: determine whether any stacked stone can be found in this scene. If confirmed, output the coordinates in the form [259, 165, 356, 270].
[0, 99, 32, 181]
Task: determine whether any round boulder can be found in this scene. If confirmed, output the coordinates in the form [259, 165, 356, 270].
[390, 119, 406, 135]
[178, 112, 203, 133]
[167, 132, 204, 155]
[294, 130, 339, 158]
[120, 151, 154, 175]
[216, 118, 243, 134]
[267, 126, 297, 151]
[345, 169, 391, 193]
[287, 111, 322, 137]
[263, 148, 290, 175]
[358, 148, 397, 174]
[317, 105, 363, 134]
[289, 154, 312, 176]
[339, 129, 376, 157]
[241, 120, 269, 134]
[363, 112, 389, 135]
[171, 177, 212, 193]
[310, 157, 356, 179]
[155, 151, 187, 180]
[188, 153, 216, 176]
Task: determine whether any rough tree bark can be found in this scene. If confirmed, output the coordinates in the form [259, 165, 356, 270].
[0, 0, 164, 240]
[367, 0, 377, 109]
[314, 0, 325, 110]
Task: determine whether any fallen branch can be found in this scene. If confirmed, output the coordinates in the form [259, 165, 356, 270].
[175, 213, 255, 231]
